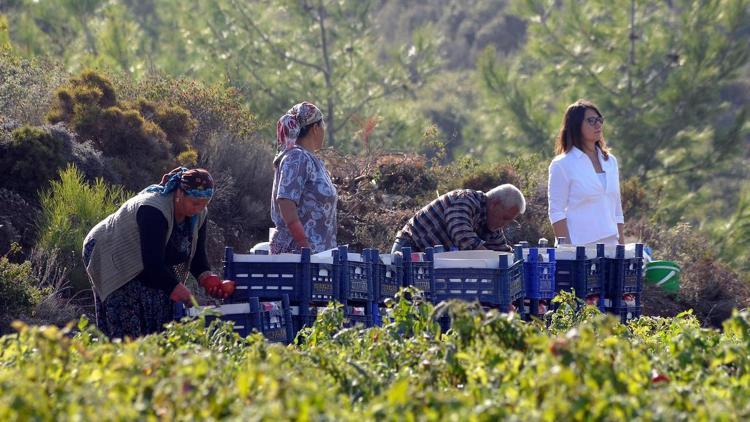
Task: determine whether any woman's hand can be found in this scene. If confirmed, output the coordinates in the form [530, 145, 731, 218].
[199, 273, 223, 297]
[169, 283, 194, 305]
[288, 220, 311, 249]
[277, 199, 310, 249]
[220, 280, 236, 298]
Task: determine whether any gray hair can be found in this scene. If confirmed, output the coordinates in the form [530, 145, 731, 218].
[486, 184, 526, 214]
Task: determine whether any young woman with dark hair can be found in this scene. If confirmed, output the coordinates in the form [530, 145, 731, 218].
[547, 100, 625, 246]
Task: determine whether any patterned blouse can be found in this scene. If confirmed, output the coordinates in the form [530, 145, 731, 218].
[270, 147, 337, 254]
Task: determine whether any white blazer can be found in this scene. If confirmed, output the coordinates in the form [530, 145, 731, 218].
[547, 146, 624, 245]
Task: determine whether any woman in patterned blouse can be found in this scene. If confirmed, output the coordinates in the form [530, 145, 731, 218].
[270, 102, 338, 254]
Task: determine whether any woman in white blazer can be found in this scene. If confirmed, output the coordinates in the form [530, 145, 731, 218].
[547, 100, 625, 246]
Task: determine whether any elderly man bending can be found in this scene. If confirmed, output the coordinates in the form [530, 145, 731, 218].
[391, 184, 526, 253]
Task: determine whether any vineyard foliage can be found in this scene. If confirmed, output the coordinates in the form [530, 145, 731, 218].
[1, 290, 749, 420]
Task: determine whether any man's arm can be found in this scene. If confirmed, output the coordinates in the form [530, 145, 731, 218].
[444, 198, 484, 250]
[483, 231, 511, 252]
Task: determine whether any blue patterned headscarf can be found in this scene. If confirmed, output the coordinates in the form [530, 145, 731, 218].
[143, 167, 214, 198]
[276, 101, 324, 152]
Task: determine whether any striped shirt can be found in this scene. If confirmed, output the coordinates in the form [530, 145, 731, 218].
[395, 190, 508, 252]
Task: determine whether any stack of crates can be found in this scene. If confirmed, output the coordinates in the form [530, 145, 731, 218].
[515, 243, 557, 318]
[335, 245, 375, 327]
[401, 246, 437, 301]
[555, 244, 606, 310]
[223, 246, 338, 332]
[432, 250, 525, 315]
[603, 244, 644, 323]
[175, 294, 295, 343]
[365, 249, 403, 326]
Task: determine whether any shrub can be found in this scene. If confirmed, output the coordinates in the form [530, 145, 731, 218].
[632, 219, 750, 327]
[151, 104, 197, 156]
[0, 256, 44, 335]
[621, 176, 651, 221]
[37, 165, 128, 291]
[46, 70, 117, 126]
[25, 247, 81, 328]
[0, 189, 39, 256]
[47, 70, 197, 190]
[373, 154, 438, 197]
[321, 151, 424, 251]
[113, 74, 259, 152]
[0, 52, 67, 125]
[200, 131, 275, 251]
[458, 162, 520, 192]
[3, 294, 750, 419]
[0, 125, 68, 197]
[1, 120, 105, 184]
[347, 208, 415, 252]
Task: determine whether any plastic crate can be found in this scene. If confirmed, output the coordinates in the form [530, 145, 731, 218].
[224, 247, 338, 305]
[334, 246, 375, 327]
[366, 249, 403, 305]
[518, 246, 556, 300]
[604, 244, 644, 301]
[182, 295, 294, 343]
[607, 305, 642, 324]
[250, 295, 295, 344]
[343, 305, 374, 327]
[223, 247, 302, 303]
[432, 252, 524, 312]
[198, 303, 254, 337]
[554, 244, 606, 310]
[402, 246, 436, 300]
[336, 246, 374, 303]
[290, 305, 315, 333]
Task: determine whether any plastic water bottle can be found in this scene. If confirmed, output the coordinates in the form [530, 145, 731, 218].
[538, 238, 548, 247]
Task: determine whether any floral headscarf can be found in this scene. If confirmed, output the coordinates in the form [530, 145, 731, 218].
[143, 167, 214, 198]
[276, 101, 324, 152]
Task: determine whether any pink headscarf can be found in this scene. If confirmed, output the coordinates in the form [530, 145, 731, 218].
[276, 101, 324, 152]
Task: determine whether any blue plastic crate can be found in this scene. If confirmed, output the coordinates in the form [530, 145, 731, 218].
[554, 244, 606, 310]
[343, 304, 374, 327]
[604, 244, 644, 300]
[432, 253, 524, 312]
[203, 305, 254, 337]
[336, 246, 374, 303]
[402, 246, 436, 300]
[224, 247, 338, 305]
[517, 246, 556, 300]
[181, 294, 295, 343]
[290, 305, 316, 333]
[223, 247, 303, 303]
[366, 249, 403, 305]
[306, 259, 338, 302]
[250, 295, 295, 344]
[606, 304, 642, 324]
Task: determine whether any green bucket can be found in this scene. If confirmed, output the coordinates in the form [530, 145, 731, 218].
[644, 260, 681, 294]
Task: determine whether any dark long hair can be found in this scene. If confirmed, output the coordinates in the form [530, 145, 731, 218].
[554, 99, 610, 160]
